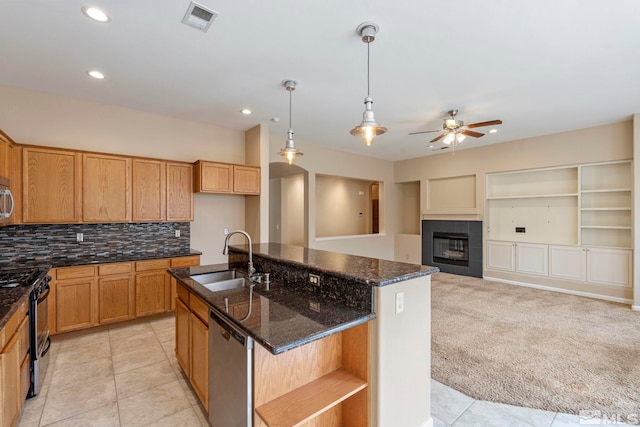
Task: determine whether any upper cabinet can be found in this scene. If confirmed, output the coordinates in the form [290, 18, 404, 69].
[193, 160, 260, 195]
[0, 131, 9, 179]
[133, 159, 166, 222]
[23, 147, 82, 223]
[83, 153, 132, 222]
[167, 162, 194, 221]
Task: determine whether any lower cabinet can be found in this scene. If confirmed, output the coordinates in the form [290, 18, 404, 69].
[175, 282, 209, 410]
[487, 240, 632, 288]
[51, 255, 200, 335]
[1, 300, 29, 427]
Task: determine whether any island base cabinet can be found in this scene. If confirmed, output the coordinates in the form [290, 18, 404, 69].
[253, 322, 369, 427]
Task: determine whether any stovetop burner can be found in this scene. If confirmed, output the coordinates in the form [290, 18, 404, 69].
[0, 268, 49, 289]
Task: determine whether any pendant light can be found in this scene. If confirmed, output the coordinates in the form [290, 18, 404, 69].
[278, 80, 303, 164]
[350, 22, 387, 146]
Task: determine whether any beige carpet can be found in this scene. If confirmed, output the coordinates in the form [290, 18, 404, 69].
[431, 272, 640, 415]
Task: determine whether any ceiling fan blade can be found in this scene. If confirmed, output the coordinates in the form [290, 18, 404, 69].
[461, 130, 485, 138]
[430, 133, 446, 142]
[409, 130, 440, 135]
[466, 120, 502, 129]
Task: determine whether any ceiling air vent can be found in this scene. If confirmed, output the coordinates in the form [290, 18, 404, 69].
[182, 2, 218, 32]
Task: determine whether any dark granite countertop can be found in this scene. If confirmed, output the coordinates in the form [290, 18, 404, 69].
[0, 286, 31, 330]
[170, 264, 375, 355]
[231, 243, 438, 286]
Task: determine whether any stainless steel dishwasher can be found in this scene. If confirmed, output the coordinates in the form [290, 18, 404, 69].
[208, 309, 254, 427]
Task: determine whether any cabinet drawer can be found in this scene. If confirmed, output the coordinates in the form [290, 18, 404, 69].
[99, 262, 133, 276]
[176, 283, 190, 305]
[135, 259, 170, 272]
[190, 296, 209, 325]
[56, 265, 95, 280]
[170, 256, 200, 268]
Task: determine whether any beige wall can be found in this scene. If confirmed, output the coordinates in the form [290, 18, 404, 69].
[269, 139, 396, 260]
[281, 174, 305, 246]
[0, 85, 247, 265]
[316, 175, 372, 238]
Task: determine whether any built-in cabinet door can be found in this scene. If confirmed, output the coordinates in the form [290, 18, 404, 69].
[190, 312, 209, 411]
[515, 243, 548, 276]
[233, 165, 260, 194]
[166, 162, 193, 221]
[175, 297, 190, 376]
[83, 153, 131, 222]
[99, 275, 134, 324]
[55, 278, 95, 332]
[486, 241, 515, 272]
[1, 329, 21, 427]
[132, 159, 165, 222]
[135, 271, 169, 317]
[586, 247, 632, 287]
[549, 245, 586, 281]
[23, 147, 82, 223]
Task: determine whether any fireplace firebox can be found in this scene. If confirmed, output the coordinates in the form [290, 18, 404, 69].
[433, 232, 469, 267]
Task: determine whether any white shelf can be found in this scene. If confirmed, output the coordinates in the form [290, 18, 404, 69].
[581, 225, 632, 230]
[580, 188, 631, 194]
[581, 207, 632, 211]
[487, 193, 578, 200]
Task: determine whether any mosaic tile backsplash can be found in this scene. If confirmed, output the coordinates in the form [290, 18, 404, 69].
[0, 222, 190, 266]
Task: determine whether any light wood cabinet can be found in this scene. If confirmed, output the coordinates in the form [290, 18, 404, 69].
[167, 162, 194, 221]
[23, 147, 82, 223]
[0, 300, 29, 427]
[169, 255, 200, 310]
[52, 265, 97, 334]
[132, 159, 165, 222]
[98, 274, 134, 324]
[194, 160, 260, 195]
[134, 259, 171, 317]
[175, 282, 209, 410]
[0, 132, 9, 179]
[83, 153, 131, 222]
[8, 144, 22, 225]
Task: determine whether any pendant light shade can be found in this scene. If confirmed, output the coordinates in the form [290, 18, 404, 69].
[278, 80, 303, 164]
[351, 22, 387, 146]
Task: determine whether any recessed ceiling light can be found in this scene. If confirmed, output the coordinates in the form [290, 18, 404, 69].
[87, 70, 105, 79]
[241, 109, 252, 115]
[81, 6, 111, 23]
[489, 129, 498, 134]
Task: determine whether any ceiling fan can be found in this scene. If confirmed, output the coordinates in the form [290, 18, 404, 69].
[410, 109, 502, 145]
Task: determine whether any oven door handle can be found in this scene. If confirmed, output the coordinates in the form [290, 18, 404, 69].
[36, 286, 50, 304]
[41, 336, 51, 357]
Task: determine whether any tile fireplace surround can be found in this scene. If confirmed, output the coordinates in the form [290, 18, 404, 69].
[422, 220, 482, 278]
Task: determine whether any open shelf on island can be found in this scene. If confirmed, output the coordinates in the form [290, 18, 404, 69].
[255, 368, 367, 427]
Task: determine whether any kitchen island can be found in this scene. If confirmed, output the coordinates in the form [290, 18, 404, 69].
[170, 243, 438, 427]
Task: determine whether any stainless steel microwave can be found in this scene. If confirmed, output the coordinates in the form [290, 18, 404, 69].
[0, 176, 14, 220]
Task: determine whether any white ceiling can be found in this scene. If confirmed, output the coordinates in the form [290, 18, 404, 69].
[1, 0, 640, 161]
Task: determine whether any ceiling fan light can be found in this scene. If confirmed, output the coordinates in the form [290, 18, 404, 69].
[443, 133, 455, 145]
[456, 133, 466, 143]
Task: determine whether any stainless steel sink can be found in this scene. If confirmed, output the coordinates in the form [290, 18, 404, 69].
[190, 270, 249, 292]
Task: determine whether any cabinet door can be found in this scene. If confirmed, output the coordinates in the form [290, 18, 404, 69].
[190, 312, 209, 411]
[83, 153, 131, 222]
[8, 144, 22, 225]
[175, 297, 190, 376]
[132, 159, 165, 222]
[135, 271, 169, 317]
[195, 161, 233, 193]
[0, 134, 8, 179]
[486, 241, 515, 272]
[549, 245, 586, 281]
[586, 247, 632, 287]
[515, 243, 548, 276]
[55, 278, 95, 332]
[99, 275, 134, 324]
[233, 165, 260, 194]
[23, 147, 82, 223]
[167, 162, 193, 221]
[1, 329, 21, 427]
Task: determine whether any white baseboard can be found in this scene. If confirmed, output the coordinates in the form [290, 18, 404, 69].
[632, 305, 640, 312]
[483, 275, 633, 305]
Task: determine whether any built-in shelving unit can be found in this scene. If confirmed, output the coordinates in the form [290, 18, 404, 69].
[485, 160, 633, 302]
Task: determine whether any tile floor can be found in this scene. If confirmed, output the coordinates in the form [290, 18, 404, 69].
[16, 314, 618, 427]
